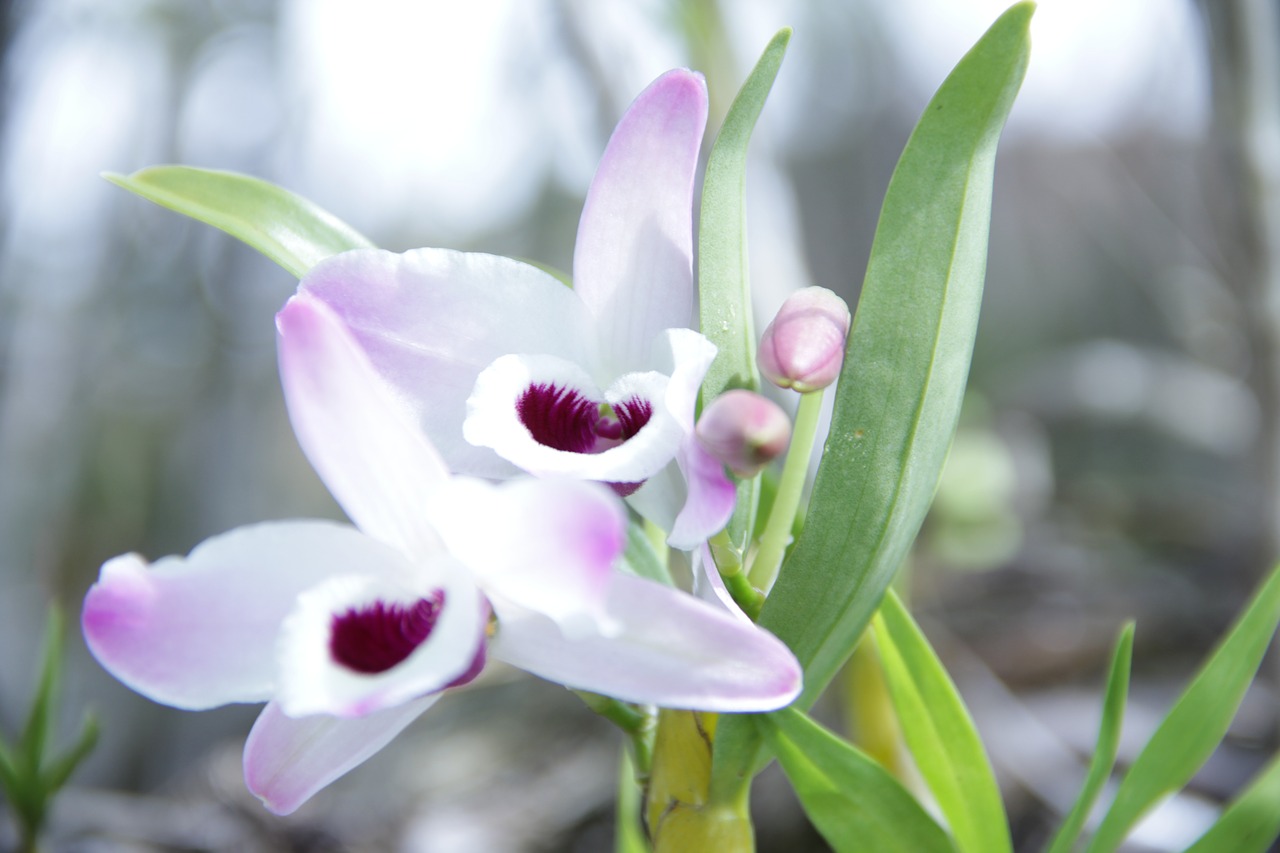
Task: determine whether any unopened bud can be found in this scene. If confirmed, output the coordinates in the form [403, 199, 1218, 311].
[757, 286, 851, 392]
[696, 390, 791, 478]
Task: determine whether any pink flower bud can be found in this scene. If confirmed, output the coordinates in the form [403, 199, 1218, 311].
[696, 390, 792, 478]
[757, 287, 851, 392]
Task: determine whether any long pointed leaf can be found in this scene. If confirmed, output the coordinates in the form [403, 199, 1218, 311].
[1045, 623, 1134, 853]
[20, 607, 64, 778]
[873, 590, 1010, 853]
[106, 166, 374, 277]
[1086, 562, 1280, 852]
[712, 0, 1034, 797]
[699, 27, 789, 402]
[1183, 749, 1280, 853]
[698, 28, 791, 551]
[761, 708, 956, 853]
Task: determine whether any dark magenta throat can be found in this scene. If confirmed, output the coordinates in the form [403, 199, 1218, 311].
[330, 591, 445, 674]
[517, 383, 652, 455]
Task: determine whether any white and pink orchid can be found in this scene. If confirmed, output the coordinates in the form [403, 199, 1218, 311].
[82, 296, 801, 815]
[291, 68, 733, 549]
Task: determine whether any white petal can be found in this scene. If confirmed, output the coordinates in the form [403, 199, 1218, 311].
[428, 478, 626, 639]
[244, 695, 439, 815]
[81, 521, 412, 710]
[464, 353, 684, 482]
[574, 70, 707, 375]
[276, 558, 485, 718]
[298, 248, 597, 478]
[490, 573, 802, 712]
[277, 295, 451, 559]
[624, 329, 735, 547]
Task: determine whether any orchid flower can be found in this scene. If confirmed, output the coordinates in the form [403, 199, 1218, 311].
[82, 297, 800, 815]
[290, 69, 733, 549]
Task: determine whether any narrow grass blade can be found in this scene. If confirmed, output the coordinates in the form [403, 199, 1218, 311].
[1086, 562, 1280, 852]
[1045, 623, 1134, 853]
[1183, 749, 1280, 853]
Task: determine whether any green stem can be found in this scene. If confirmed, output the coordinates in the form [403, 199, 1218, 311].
[709, 530, 763, 620]
[747, 389, 824, 590]
[574, 691, 656, 783]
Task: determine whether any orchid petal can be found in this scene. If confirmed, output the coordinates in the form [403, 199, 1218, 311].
[573, 69, 708, 375]
[490, 572, 801, 712]
[464, 353, 684, 482]
[667, 437, 737, 548]
[298, 248, 596, 477]
[82, 521, 411, 710]
[427, 478, 626, 639]
[691, 543, 750, 620]
[276, 557, 485, 718]
[244, 695, 438, 815]
[624, 328, 735, 547]
[277, 294, 454, 559]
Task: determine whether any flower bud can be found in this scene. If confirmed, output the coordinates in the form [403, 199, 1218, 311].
[757, 286, 851, 392]
[696, 390, 791, 478]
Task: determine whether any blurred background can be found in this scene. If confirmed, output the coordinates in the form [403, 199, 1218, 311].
[0, 0, 1272, 850]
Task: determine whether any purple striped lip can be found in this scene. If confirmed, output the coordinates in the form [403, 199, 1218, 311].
[330, 590, 446, 674]
[516, 383, 653, 455]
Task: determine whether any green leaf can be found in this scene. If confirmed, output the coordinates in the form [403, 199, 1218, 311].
[760, 708, 956, 853]
[105, 165, 374, 278]
[42, 713, 99, 794]
[1183, 749, 1280, 853]
[619, 521, 675, 587]
[1045, 623, 1134, 853]
[0, 738, 20, 796]
[698, 27, 791, 553]
[712, 0, 1034, 798]
[1086, 562, 1280, 852]
[615, 746, 651, 853]
[21, 606, 64, 778]
[698, 26, 789, 403]
[872, 590, 1010, 853]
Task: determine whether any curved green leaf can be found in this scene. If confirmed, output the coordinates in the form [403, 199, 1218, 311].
[1087, 562, 1280, 852]
[873, 591, 1010, 853]
[698, 26, 790, 403]
[1045, 622, 1134, 853]
[698, 27, 791, 551]
[1184, 750, 1280, 853]
[760, 708, 956, 853]
[106, 165, 374, 278]
[712, 0, 1034, 798]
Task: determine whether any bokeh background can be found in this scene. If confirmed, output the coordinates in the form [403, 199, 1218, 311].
[0, 0, 1272, 850]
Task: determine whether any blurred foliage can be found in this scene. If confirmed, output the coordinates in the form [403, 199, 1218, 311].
[0, 606, 97, 853]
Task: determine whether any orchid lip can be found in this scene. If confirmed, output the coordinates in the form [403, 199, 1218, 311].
[329, 590, 446, 675]
[516, 382, 653, 455]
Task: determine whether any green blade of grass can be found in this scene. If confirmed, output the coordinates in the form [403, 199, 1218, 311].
[1183, 749, 1280, 853]
[1045, 623, 1134, 853]
[1086, 562, 1280, 852]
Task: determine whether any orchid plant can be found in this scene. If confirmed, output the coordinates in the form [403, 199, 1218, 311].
[75, 3, 1280, 852]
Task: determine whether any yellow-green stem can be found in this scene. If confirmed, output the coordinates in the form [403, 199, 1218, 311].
[748, 389, 824, 589]
[709, 529, 764, 620]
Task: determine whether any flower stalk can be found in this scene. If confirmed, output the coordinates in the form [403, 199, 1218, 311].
[748, 388, 825, 590]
